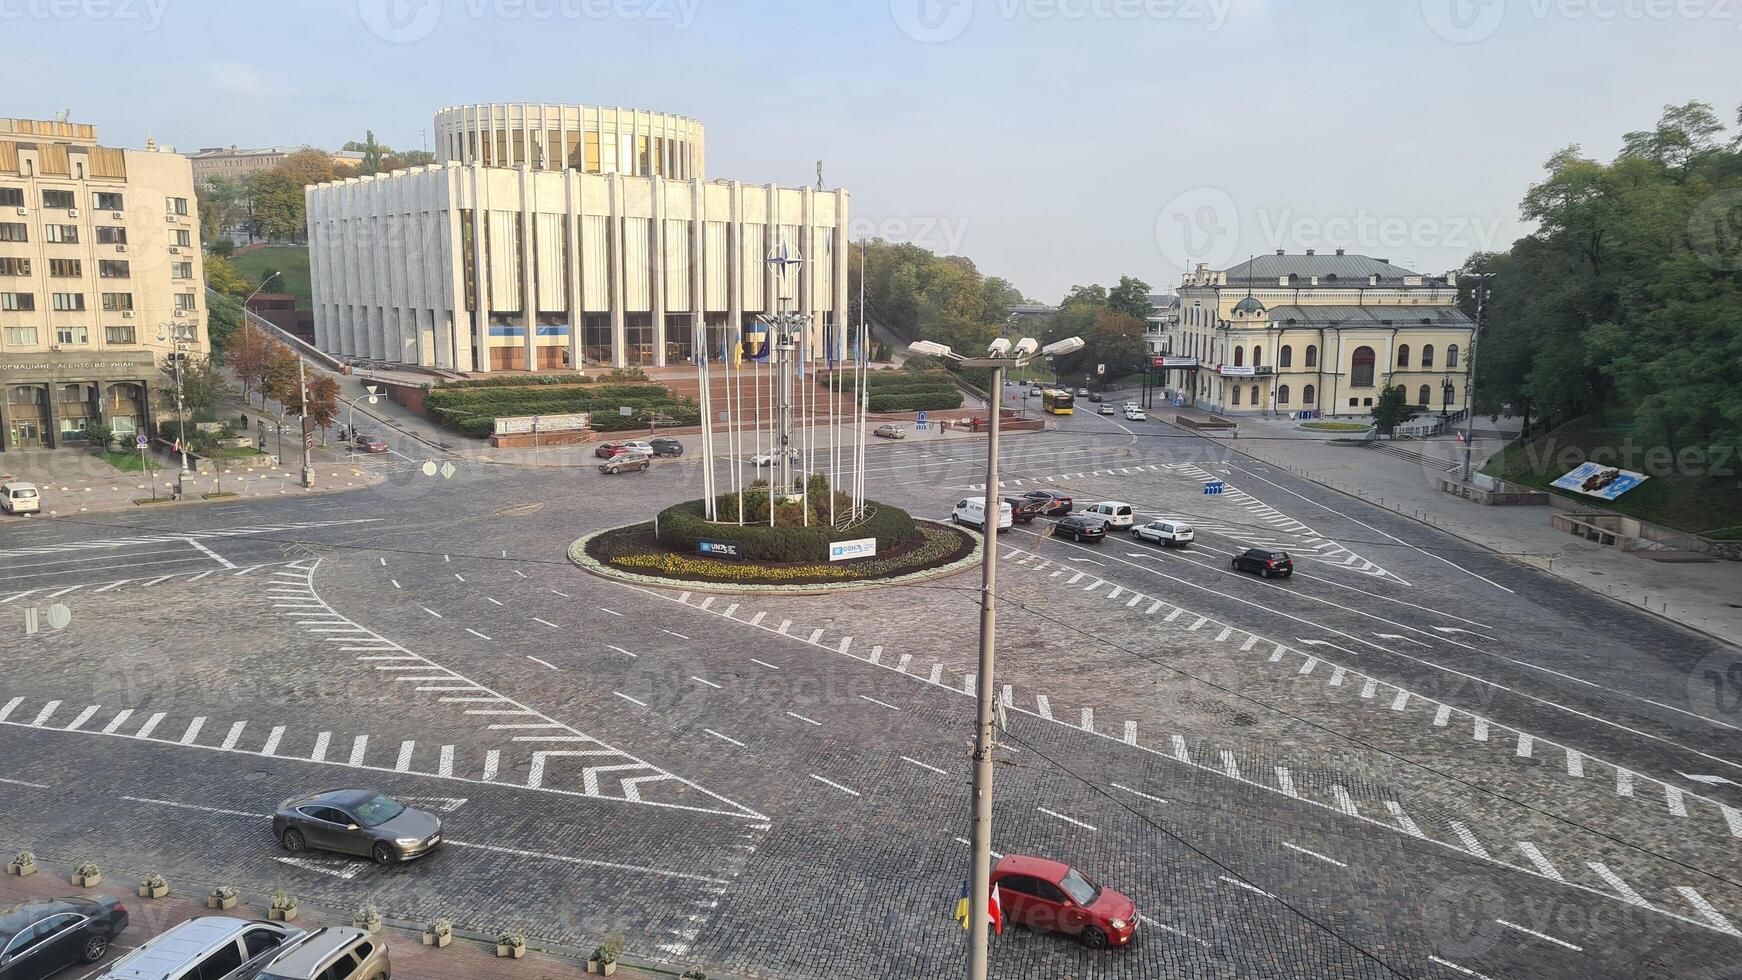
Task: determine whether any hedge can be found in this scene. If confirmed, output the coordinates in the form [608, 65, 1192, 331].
[425, 382, 698, 437]
[821, 370, 956, 393]
[868, 389, 963, 413]
[654, 497, 920, 562]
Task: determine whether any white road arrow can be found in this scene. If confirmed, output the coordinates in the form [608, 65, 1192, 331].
[1068, 558, 1105, 566]
[1678, 773, 1740, 788]
[274, 856, 364, 880]
[394, 795, 469, 813]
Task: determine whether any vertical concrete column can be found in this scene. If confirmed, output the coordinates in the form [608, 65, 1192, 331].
[520, 166, 536, 371]
[651, 175, 667, 368]
[565, 169, 581, 370]
[727, 181, 742, 350]
[609, 174, 627, 368]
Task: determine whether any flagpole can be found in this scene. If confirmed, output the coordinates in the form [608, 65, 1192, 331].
[855, 243, 870, 517]
[731, 326, 744, 525]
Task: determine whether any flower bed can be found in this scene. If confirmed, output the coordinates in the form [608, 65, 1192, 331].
[581, 519, 976, 588]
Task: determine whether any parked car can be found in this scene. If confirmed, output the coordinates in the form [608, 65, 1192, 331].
[600, 452, 652, 475]
[650, 437, 685, 457]
[272, 789, 443, 866]
[873, 423, 907, 440]
[1003, 496, 1046, 524]
[620, 440, 654, 455]
[1133, 519, 1194, 547]
[0, 896, 129, 978]
[0, 482, 39, 515]
[352, 435, 388, 454]
[1098, 403, 1115, 415]
[1052, 515, 1107, 542]
[1021, 490, 1073, 516]
[750, 449, 801, 467]
[1081, 501, 1136, 531]
[594, 442, 630, 459]
[952, 496, 1013, 532]
[96, 917, 299, 980]
[1231, 548, 1294, 578]
[258, 927, 389, 980]
[991, 855, 1137, 948]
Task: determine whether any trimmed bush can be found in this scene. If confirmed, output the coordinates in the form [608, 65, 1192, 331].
[655, 496, 919, 563]
[424, 382, 699, 437]
[868, 390, 963, 412]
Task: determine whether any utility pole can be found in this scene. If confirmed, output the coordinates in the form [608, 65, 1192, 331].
[298, 356, 315, 489]
[966, 361, 1003, 980]
[1460, 273, 1494, 483]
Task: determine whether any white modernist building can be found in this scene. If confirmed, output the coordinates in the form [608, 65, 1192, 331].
[307, 105, 847, 373]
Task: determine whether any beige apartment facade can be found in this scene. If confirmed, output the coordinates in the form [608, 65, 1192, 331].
[306, 163, 849, 372]
[0, 117, 205, 451]
[1162, 251, 1475, 419]
[434, 103, 707, 179]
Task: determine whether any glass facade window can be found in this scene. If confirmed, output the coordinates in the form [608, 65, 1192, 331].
[0, 257, 28, 276]
[4, 326, 38, 344]
[585, 131, 601, 172]
[1278, 385, 1290, 405]
[665, 313, 694, 364]
[52, 293, 86, 311]
[1397, 344, 1410, 368]
[1279, 345, 1292, 368]
[98, 260, 129, 279]
[1, 292, 35, 311]
[1303, 384, 1315, 405]
[0, 187, 22, 207]
[55, 325, 89, 344]
[42, 189, 75, 209]
[582, 312, 613, 365]
[96, 226, 127, 244]
[45, 224, 78, 244]
[49, 258, 80, 277]
[1305, 345, 1318, 367]
[0, 223, 27, 242]
[174, 292, 196, 311]
[92, 191, 123, 210]
[1351, 347, 1376, 387]
[105, 324, 136, 344]
[101, 292, 132, 311]
[1421, 344, 1435, 367]
[1447, 344, 1460, 367]
[625, 312, 654, 365]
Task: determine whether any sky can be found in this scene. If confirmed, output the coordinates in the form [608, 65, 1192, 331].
[3, 0, 1736, 301]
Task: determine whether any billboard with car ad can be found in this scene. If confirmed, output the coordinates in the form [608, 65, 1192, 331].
[1551, 462, 1649, 501]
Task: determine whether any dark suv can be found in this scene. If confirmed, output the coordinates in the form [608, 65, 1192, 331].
[650, 437, 684, 457]
[1231, 548, 1293, 578]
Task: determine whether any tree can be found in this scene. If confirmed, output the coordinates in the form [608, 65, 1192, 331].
[199, 173, 252, 244]
[227, 322, 272, 404]
[1372, 385, 1417, 437]
[357, 130, 385, 175]
[1108, 276, 1155, 322]
[206, 291, 246, 360]
[306, 374, 341, 445]
[203, 255, 252, 297]
[83, 420, 114, 453]
[248, 149, 337, 242]
[261, 341, 303, 420]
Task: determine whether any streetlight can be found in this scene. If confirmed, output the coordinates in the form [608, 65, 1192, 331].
[1459, 272, 1495, 482]
[242, 271, 282, 312]
[907, 333, 1084, 980]
[344, 385, 382, 443]
[1441, 377, 1455, 425]
[156, 322, 197, 476]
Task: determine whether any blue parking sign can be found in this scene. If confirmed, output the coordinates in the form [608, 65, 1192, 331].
[1203, 481, 1225, 495]
[916, 410, 928, 431]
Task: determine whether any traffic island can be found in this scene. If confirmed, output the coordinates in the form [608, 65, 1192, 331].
[571, 482, 982, 594]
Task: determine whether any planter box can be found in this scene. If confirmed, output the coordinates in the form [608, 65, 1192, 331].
[139, 884, 169, 899]
[495, 945, 525, 959]
[421, 932, 451, 948]
[586, 961, 618, 976]
[208, 895, 238, 910]
[352, 919, 381, 935]
[73, 873, 101, 887]
[269, 908, 298, 922]
[7, 863, 35, 878]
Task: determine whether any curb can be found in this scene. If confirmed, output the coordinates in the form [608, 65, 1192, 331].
[569, 519, 983, 596]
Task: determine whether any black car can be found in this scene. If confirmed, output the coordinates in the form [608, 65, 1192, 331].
[650, 437, 684, 457]
[1053, 516, 1107, 542]
[1003, 497, 1045, 524]
[1022, 490, 1074, 516]
[0, 896, 128, 978]
[1088, 393, 1103, 403]
[274, 788, 444, 865]
[1231, 548, 1294, 578]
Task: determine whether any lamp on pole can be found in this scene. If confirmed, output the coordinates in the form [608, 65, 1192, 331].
[1459, 273, 1495, 482]
[344, 385, 382, 442]
[242, 271, 282, 311]
[156, 322, 197, 476]
[908, 333, 1085, 980]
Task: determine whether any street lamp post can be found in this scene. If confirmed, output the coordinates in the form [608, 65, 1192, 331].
[156, 323, 196, 477]
[344, 385, 382, 442]
[908, 334, 1085, 980]
[1460, 273, 1494, 483]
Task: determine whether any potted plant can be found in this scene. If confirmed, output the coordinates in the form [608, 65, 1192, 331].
[7, 850, 35, 877]
[208, 886, 239, 910]
[138, 872, 169, 899]
[681, 970, 708, 979]
[494, 930, 525, 959]
[72, 862, 101, 887]
[268, 889, 298, 922]
[352, 905, 382, 934]
[586, 932, 625, 976]
[421, 918, 452, 948]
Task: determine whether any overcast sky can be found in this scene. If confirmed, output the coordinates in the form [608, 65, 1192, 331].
[4, 0, 1735, 300]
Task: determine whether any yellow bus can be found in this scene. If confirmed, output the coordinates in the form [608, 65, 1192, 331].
[1042, 389, 1075, 415]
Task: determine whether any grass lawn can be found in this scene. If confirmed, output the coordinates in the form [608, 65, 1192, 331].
[1301, 421, 1373, 431]
[1483, 413, 1742, 540]
[99, 450, 161, 472]
[228, 245, 311, 308]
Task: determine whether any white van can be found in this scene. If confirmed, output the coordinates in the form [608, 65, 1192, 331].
[99, 917, 301, 980]
[953, 496, 1013, 532]
[1082, 501, 1136, 531]
[0, 482, 40, 515]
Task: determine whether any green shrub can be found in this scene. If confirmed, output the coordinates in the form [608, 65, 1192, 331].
[868, 390, 963, 412]
[656, 493, 919, 563]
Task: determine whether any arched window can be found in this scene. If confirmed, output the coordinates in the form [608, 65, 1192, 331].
[1447, 344, 1460, 368]
[1251, 384, 1260, 405]
[1231, 385, 1241, 405]
[1421, 344, 1435, 367]
[1252, 347, 1262, 367]
[1303, 384, 1316, 405]
[1233, 347, 1244, 367]
[1278, 384, 1291, 405]
[1397, 344, 1410, 368]
[1305, 345, 1318, 368]
[1419, 384, 1431, 406]
[1280, 345, 1293, 368]
[1352, 346, 1376, 387]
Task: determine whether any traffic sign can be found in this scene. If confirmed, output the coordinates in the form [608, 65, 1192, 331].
[916, 410, 928, 431]
[1203, 480, 1225, 496]
[1173, 397, 1185, 408]
[135, 435, 148, 448]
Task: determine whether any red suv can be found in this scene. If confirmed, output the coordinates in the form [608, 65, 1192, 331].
[594, 442, 630, 458]
[991, 855, 1137, 947]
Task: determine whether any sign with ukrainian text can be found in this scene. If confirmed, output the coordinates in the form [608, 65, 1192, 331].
[828, 538, 878, 562]
[493, 413, 589, 436]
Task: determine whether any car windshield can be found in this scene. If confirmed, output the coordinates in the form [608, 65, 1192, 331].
[351, 794, 405, 827]
[1059, 868, 1099, 904]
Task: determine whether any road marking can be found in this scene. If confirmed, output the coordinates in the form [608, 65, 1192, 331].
[1037, 807, 1097, 831]
[482, 750, 500, 781]
[1123, 721, 1138, 745]
[1434, 704, 1452, 727]
[692, 676, 723, 690]
[1218, 875, 1273, 898]
[1275, 767, 1298, 797]
[260, 725, 284, 756]
[1137, 915, 1212, 948]
[1588, 862, 1650, 907]
[532, 618, 560, 629]
[0, 777, 49, 789]
[421, 606, 443, 618]
[485, 597, 503, 606]
[1451, 821, 1491, 860]
[902, 756, 949, 776]
[453, 573, 465, 582]
[808, 773, 862, 796]
[1496, 919, 1582, 951]
[64, 705, 100, 731]
[1427, 955, 1496, 979]
[1674, 886, 1741, 935]
[1220, 750, 1242, 780]
[528, 657, 561, 671]
[1385, 801, 1425, 838]
[1516, 842, 1563, 881]
[1110, 782, 1166, 804]
[704, 729, 745, 747]
[606, 645, 638, 658]
[860, 695, 901, 711]
[600, 607, 623, 616]
[550, 589, 570, 598]
[664, 629, 691, 640]
[100, 709, 132, 734]
[615, 692, 647, 708]
[134, 712, 165, 739]
[438, 744, 454, 778]
[1171, 735, 1190, 763]
[1722, 805, 1742, 838]
[1566, 750, 1584, 777]
[309, 731, 330, 762]
[750, 658, 780, 671]
[786, 711, 821, 726]
[1282, 841, 1347, 867]
[1035, 695, 1052, 720]
[1617, 769, 1635, 797]
[29, 701, 61, 726]
[1331, 785, 1359, 816]
[1665, 785, 1688, 817]
[1516, 733, 1534, 758]
[464, 628, 492, 640]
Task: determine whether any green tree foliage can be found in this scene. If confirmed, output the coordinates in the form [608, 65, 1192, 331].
[1470, 100, 1742, 460]
[1034, 280, 1153, 382]
[848, 239, 1025, 346]
[247, 149, 337, 242]
[205, 292, 246, 360]
[198, 173, 252, 244]
[203, 255, 252, 297]
[1371, 385, 1417, 436]
[1107, 276, 1155, 321]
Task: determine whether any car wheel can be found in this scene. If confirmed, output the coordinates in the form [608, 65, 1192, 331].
[281, 828, 306, 853]
[1080, 926, 1108, 949]
[81, 934, 109, 962]
[371, 841, 396, 866]
[1260, 567, 1272, 578]
[1230, 558, 1239, 570]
